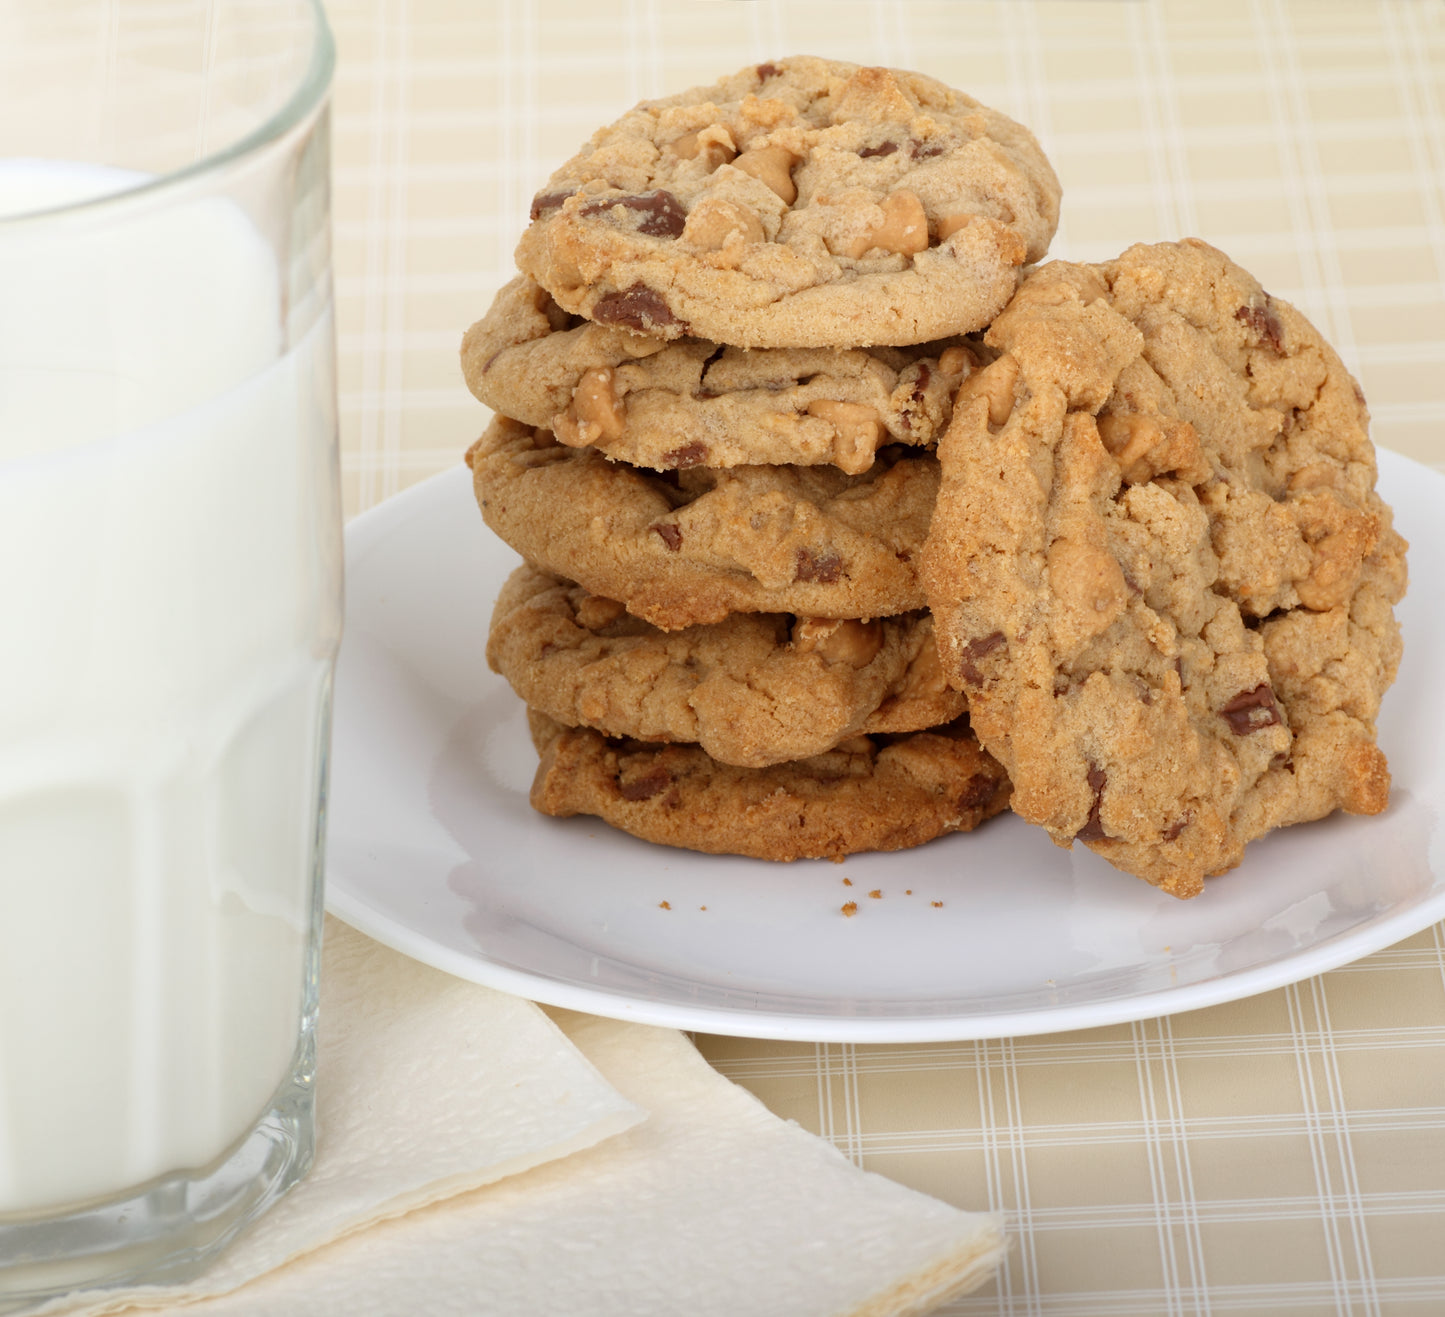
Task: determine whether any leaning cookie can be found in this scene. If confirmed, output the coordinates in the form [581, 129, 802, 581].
[467, 416, 936, 630]
[489, 564, 965, 768]
[514, 56, 1060, 349]
[527, 711, 1010, 862]
[461, 275, 976, 474]
[921, 239, 1407, 899]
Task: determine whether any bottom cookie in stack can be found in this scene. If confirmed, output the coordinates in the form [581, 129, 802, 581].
[485, 563, 1010, 860]
[526, 711, 1011, 863]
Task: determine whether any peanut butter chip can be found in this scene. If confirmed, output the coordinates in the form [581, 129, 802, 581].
[668, 125, 738, 170]
[840, 190, 929, 260]
[1097, 412, 1208, 484]
[805, 399, 884, 469]
[555, 367, 626, 447]
[937, 345, 974, 377]
[682, 197, 765, 251]
[956, 354, 1019, 426]
[1048, 536, 1128, 640]
[936, 211, 974, 242]
[792, 616, 885, 668]
[732, 144, 800, 204]
[575, 594, 625, 629]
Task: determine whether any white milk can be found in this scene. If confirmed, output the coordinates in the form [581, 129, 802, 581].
[0, 161, 340, 1213]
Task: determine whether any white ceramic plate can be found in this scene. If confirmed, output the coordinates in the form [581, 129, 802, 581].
[325, 450, 1445, 1042]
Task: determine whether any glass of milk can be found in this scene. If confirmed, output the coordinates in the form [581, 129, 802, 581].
[0, 0, 340, 1302]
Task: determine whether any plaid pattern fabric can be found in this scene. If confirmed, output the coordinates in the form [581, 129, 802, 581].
[327, 2, 1445, 1308]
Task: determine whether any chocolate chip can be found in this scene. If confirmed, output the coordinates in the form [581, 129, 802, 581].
[581, 190, 687, 238]
[1075, 765, 1109, 842]
[593, 284, 686, 334]
[909, 139, 946, 160]
[859, 141, 898, 158]
[1221, 684, 1282, 735]
[618, 766, 671, 801]
[1234, 298, 1285, 354]
[662, 441, 708, 469]
[1162, 812, 1191, 842]
[652, 522, 683, 551]
[957, 631, 1005, 686]
[957, 773, 999, 812]
[794, 548, 843, 584]
[756, 62, 780, 80]
[529, 189, 575, 221]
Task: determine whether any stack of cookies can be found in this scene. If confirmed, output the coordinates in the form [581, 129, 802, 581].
[460, 56, 1060, 861]
[462, 56, 1408, 895]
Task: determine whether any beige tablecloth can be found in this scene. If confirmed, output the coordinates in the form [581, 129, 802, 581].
[326, 2, 1445, 1309]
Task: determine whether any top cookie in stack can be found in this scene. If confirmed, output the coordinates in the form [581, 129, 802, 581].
[511, 55, 1060, 349]
[461, 57, 1060, 860]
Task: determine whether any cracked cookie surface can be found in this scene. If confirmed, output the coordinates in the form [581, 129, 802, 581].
[462, 275, 977, 474]
[489, 564, 965, 767]
[527, 710, 1010, 861]
[920, 239, 1407, 897]
[514, 56, 1060, 349]
[467, 416, 937, 629]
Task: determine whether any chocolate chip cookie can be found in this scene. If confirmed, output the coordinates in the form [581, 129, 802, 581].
[489, 564, 964, 768]
[514, 56, 1060, 349]
[527, 711, 1011, 861]
[921, 240, 1407, 897]
[461, 275, 977, 474]
[467, 416, 937, 629]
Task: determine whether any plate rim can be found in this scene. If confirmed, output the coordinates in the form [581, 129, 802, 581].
[325, 448, 1445, 1042]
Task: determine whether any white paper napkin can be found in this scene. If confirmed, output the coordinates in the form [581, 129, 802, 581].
[100, 1011, 1003, 1316]
[39, 920, 1005, 1316]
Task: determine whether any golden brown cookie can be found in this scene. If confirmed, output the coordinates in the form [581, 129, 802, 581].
[527, 711, 1011, 861]
[467, 416, 936, 630]
[488, 564, 964, 768]
[514, 56, 1060, 348]
[461, 275, 977, 474]
[922, 240, 1407, 898]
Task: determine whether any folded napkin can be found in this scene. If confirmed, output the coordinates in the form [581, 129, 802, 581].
[45, 920, 1004, 1316]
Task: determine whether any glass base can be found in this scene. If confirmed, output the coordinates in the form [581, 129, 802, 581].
[0, 1032, 316, 1313]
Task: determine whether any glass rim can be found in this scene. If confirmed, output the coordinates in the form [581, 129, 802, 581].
[0, 0, 335, 229]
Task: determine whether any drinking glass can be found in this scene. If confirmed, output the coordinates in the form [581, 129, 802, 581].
[0, 0, 340, 1304]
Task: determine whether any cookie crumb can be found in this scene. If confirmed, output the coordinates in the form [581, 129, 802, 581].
[658, 900, 671, 910]
[868, 889, 882, 899]
[905, 888, 913, 895]
[931, 900, 943, 908]
[700, 905, 708, 911]
[842, 877, 853, 886]
[841, 901, 858, 917]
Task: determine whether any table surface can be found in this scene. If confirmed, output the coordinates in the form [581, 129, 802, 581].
[325, 2, 1445, 1311]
